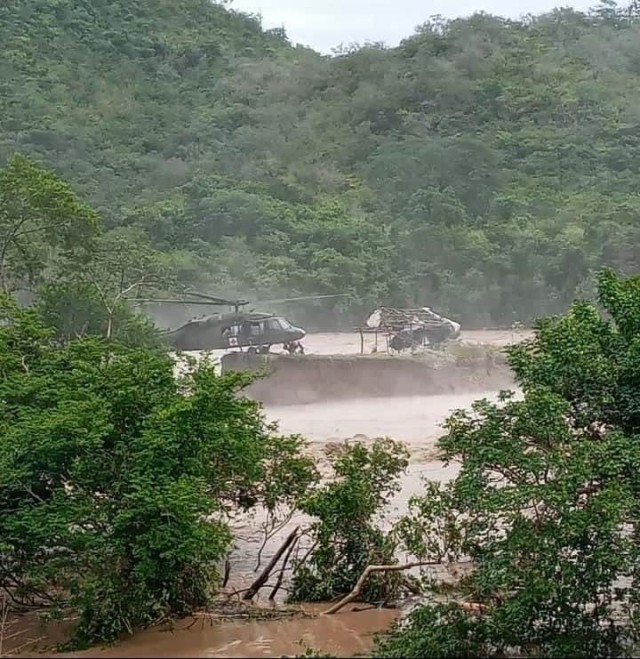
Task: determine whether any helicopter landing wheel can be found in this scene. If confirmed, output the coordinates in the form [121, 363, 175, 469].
[247, 346, 258, 355]
[258, 345, 271, 355]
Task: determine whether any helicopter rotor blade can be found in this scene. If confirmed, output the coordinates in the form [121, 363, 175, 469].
[131, 298, 224, 307]
[184, 290, 249, 306]
[132, 291, 250, 308]
[259, 294, 351, 305]
[131, 292, 349, 309]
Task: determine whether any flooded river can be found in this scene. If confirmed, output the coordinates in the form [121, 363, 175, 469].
[22, 331, 525, 658]
[301, 329, 531, 355]
[64, 606, 399, 658]
[55, 389, 503, 659]
[227, 390, 503, 589]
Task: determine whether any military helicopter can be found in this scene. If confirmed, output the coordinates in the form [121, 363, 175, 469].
[134, 291, 347, 353]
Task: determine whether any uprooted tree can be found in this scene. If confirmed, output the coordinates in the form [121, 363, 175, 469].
[0, 294, 318, 649]
[374, 269, 640, 658]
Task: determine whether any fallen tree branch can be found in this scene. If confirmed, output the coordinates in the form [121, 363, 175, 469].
[0, 593, 8, 659]
[401, 575, 422, 595]
[243, 527, 300, 601]
[226, 583, 289, 600]
[324, 561, 440, 615]
[222, 558, 231, 588]
[269, 534, 300, 601]
[255, 511, 295, 571]
[3, 635, 45, 657]
[296, 538, 318, 568]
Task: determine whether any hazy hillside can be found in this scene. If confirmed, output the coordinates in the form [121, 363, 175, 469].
[2, 0, 640, 327]
[0, 0, 293, 211]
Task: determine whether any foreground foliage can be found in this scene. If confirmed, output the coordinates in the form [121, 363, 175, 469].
[0, 154, 99, 293]
[0, 155, 171, 346]
[374, 269, 640, 657]
[0, 296, 316, 647]
[0, 155, 407, 649]
[290, 438, 409, 604]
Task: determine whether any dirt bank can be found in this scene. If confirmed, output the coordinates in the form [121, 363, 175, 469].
[225, 349, 514, 406]
[302, 329, 532, 355]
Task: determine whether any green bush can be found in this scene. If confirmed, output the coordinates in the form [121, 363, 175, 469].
[374, 269, 640, 657]
[0, 295, 316, 648]
[289, 438, 409, 604]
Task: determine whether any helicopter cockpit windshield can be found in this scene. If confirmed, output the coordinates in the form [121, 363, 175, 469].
[266, 317, 293, 331]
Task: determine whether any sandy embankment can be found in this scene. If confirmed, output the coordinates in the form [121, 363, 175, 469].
[228, 329, 523, 407]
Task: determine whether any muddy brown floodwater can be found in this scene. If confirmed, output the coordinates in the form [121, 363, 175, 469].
[301, 329, 531, 355]
[23, 331, 525, 659]
[62, 606, 399, 659]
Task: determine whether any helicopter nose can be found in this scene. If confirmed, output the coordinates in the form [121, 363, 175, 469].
[294, 327, 306, 340]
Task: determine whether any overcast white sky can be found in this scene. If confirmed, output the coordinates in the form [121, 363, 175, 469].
[229, 0, 596, 52]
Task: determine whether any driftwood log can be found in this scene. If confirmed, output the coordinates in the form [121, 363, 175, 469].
[323, 561, 438, 615]
[269, 534, 300, 601]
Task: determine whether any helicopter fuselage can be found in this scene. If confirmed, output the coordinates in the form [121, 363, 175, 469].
[162, 311, 306, 352]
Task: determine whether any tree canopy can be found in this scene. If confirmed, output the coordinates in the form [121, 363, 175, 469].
[375, 269, 640, 657]
[0, 293, 318, 647]
[3, 1, 640, 326]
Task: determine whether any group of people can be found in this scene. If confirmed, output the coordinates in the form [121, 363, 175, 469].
[283, 340, 305, 355]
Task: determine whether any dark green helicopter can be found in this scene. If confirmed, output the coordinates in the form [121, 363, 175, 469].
[134, 291, 347, 353]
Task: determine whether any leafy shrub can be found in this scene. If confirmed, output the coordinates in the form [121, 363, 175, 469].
[289, 438, 409, 604]
[374, 603, 490, 658]
[0, 295, 316, 647]
[373, 270, 640, 657]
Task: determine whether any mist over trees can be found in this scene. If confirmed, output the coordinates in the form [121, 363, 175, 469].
[2, 0, 640, 327]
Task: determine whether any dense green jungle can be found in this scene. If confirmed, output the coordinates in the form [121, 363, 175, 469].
[3, 0, 640, 328]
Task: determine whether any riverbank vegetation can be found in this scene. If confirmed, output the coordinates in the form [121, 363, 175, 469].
[0, 157, 409, 649]
[0, 292, 317, 647]
[0, 288, 410, 650]
[372, 269, 640, 657]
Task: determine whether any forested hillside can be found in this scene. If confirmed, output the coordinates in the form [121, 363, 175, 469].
[2, 0, 640, 327]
